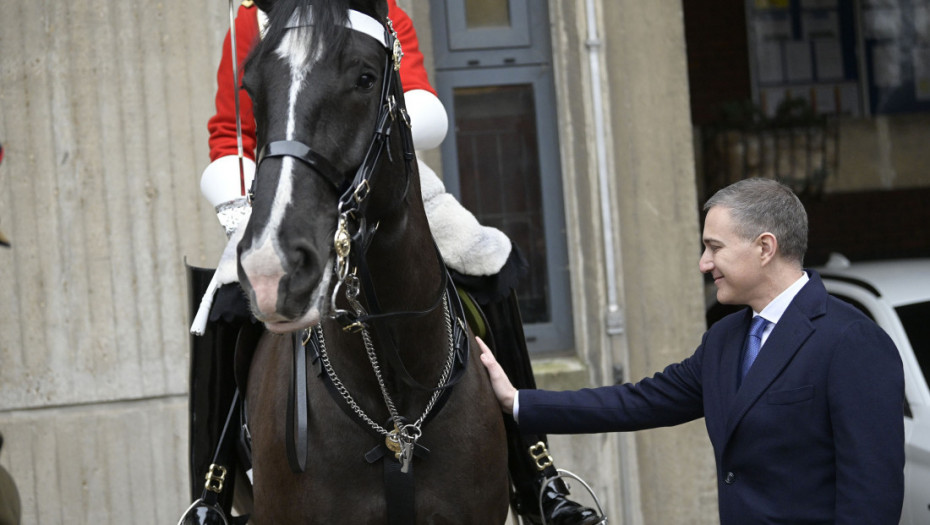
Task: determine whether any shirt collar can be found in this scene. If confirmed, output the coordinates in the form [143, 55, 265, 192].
[755, 271, 810, 325]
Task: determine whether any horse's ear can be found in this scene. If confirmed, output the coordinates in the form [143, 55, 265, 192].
[253, 0, 275, 12]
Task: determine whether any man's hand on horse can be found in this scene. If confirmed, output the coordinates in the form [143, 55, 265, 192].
[477, 337, 516, 414]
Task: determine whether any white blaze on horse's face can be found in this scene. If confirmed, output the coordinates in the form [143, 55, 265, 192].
[238, 22, 328, 332]
[239, 9, 390, 333]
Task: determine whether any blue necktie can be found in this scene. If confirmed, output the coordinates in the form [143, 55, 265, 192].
[740, 316, 770, 381]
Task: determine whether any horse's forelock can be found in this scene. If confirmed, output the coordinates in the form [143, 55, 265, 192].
[258, 0, 354, 63]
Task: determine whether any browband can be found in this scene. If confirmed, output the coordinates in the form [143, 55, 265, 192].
[284, 9, 388, 48]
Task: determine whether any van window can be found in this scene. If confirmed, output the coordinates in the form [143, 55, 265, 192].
[896, 301, 930, 388]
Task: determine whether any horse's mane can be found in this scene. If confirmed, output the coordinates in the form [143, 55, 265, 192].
[258, 0, 355, 63]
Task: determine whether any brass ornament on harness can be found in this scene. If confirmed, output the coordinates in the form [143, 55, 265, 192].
[334, 217, 351, 257]
[386, 19, 403, 71]
[334, 215, 352, 280]
[204, 463, 228, 494]
[529, 441, 554, 472]
[385, 425, 402, 459]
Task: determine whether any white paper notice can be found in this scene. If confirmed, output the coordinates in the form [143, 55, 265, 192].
[863, 8, 902, 39]
[758, 41, 785, 83]
[872, 44, 902, 88]
[814, 39, 844, 80]
[803, 11, 840, 39]
[786, 41, 814, 82]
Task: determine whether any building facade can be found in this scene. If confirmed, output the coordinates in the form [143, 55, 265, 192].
[20, 0, 930, 522]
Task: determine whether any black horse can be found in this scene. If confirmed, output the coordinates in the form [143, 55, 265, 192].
[234, 0, 509, 522]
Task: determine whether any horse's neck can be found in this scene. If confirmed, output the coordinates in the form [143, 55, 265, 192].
[324, 187, 452, 409]
[364, 176, 444, 312]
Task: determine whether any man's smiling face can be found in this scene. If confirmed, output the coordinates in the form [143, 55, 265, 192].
[699, 206, 765, 308]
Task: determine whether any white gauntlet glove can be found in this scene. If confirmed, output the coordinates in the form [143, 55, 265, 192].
[190, 156, 255, 335]
[201, 156, 256, 238]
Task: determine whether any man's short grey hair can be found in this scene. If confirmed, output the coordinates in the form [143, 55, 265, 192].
[703, 178, 808, 265]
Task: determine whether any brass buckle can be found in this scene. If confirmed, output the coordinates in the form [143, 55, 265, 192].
[342, 321, 366, 334]
[204, 463, 228, 494]
[353, 179, 371, 204]
[528, 441, 553, 472]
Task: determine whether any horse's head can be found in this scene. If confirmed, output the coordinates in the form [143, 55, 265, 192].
[237, 0, 409, 333]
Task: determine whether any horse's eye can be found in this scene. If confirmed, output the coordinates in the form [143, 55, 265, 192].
[356, 73, 376, 90]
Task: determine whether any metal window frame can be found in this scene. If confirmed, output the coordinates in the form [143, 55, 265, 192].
[446, 0, 531, 51]
[434, 65, 573, 353]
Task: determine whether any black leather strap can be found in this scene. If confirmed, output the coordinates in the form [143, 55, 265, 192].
[285, 332, 310, 473]
[197, 389, 241, 507]
[362, 419, 430, 525]
[384, 452, 415, 524]
[257, 140, 346, 191]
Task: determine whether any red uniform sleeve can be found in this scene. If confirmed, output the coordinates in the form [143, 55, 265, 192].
[208, 2, 434, 162]
[387, 0, 436, 96]
[207, 5, 260, 162]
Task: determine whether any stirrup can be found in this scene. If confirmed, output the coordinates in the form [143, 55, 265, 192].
[537, 469, 608, 525]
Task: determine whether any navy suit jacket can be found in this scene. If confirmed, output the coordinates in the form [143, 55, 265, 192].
[519, 271, 904, 524]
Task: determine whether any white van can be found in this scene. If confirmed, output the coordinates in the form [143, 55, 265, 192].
[816, 255, 930, 525]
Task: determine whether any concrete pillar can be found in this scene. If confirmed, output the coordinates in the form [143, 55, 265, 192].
[601, 1, 720, 522]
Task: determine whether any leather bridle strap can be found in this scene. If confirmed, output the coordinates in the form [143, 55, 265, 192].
[337, 44, 408, 221]
[285, 331, 310, 473]
[257, 140, 346, 192]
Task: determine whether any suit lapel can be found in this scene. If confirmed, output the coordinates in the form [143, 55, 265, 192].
[722, 272, 827, 442]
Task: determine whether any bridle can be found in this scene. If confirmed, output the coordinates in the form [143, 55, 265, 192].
[251, 10, 448, 334]
[242, 9, 470, 485]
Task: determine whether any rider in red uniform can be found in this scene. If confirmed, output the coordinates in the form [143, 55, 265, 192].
[188, 2, 600, 524]
[201, 0, 445, 216]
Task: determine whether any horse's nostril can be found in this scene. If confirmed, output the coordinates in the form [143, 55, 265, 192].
[292, 241, 317, 271]
[287, 240, 325, 293]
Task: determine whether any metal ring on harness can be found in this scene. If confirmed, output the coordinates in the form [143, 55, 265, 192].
[538, 469, 608, 525]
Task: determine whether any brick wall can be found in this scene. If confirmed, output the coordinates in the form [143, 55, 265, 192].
[805, 188, 930, 265]
[683, 0, 752, 126]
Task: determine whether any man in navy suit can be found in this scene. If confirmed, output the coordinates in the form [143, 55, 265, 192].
[479, 178, 905, 524]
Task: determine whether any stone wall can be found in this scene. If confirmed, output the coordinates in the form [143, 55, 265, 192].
[0, 1, 720, 524]
[0, 1, 226, 522]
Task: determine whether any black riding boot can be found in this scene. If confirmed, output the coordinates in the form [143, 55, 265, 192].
[185, 265, 246, 516]
[462, 283, 601, 525]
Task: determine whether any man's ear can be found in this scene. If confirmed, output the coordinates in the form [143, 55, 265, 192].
[758, 232, 778, 264]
